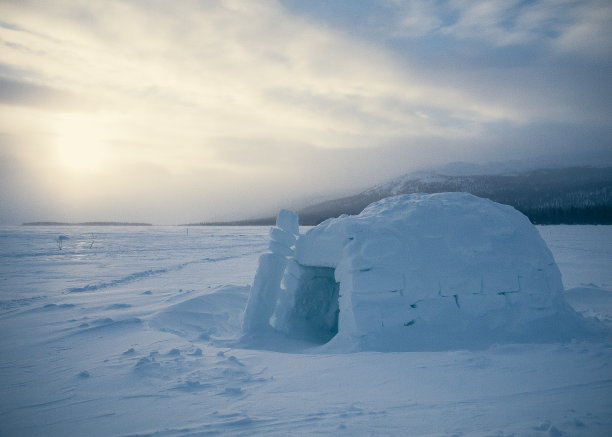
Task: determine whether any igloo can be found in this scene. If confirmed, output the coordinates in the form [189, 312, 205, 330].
[242, 193, 584, 351]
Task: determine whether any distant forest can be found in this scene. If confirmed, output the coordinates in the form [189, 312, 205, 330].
[22, 222, 152, 226]
[520, 206, 612, 225]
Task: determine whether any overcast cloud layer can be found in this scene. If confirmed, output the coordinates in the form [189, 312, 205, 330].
[1, 0, 611, 224]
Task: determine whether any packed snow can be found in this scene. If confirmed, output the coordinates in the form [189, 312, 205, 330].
[244, 193, 596, 351]
[1, 212, 611, 435]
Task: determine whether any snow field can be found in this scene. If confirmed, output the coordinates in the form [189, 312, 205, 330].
[0, 224, 611, 435]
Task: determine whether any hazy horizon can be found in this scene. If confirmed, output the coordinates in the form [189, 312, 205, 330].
[1, 1, 611, 225]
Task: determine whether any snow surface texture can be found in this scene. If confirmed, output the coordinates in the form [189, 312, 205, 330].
[1, 223, 611, 436]
[243, 193, 595, 351]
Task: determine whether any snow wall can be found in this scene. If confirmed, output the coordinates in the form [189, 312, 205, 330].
[242, 193, 587, 351]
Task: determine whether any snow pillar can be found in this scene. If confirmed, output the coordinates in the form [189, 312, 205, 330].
[242, 210, 299, 334]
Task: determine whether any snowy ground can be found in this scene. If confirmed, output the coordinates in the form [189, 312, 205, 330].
[0, 225, 611, 436]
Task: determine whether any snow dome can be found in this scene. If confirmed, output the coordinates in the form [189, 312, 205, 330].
[242, 193, 583, 351]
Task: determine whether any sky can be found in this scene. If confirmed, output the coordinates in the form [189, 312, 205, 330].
[1, 0, 611, 225]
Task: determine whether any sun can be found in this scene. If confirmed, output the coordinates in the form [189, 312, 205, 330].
[56, 115, 107, 173]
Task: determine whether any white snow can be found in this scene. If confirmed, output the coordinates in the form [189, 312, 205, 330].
[244, 193, 592, 351]
[0, 218, 611, 436]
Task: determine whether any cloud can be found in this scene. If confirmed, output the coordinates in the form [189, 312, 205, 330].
[0, 0, 610, 223]
[553, 0, 612, 59]
[388, 0, 612, 58]
[0, 0, 533, 150]
[0, 76, 87, 110]
[439, 0, 558, 46]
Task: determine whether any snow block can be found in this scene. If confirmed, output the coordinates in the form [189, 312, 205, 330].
[276, 209, 299, 236]
[269, 226, 297, 248]
[242, 252, 287, 333]
[243, 193, 584, 351]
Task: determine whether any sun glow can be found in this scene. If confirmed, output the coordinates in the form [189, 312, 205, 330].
[56, 115, 108, 173]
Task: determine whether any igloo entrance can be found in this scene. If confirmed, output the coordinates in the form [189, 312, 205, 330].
[274, 264, 340, 343]
[242, 209, 342, 345]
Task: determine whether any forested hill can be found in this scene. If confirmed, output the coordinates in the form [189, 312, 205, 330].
[296, 166, 612, 225]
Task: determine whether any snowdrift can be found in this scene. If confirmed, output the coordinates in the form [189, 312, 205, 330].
[243, 193, 590, 351]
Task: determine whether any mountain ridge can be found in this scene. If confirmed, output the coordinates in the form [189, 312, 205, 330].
[188, 165, 612, 226]
[296, 166, 612, 225]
